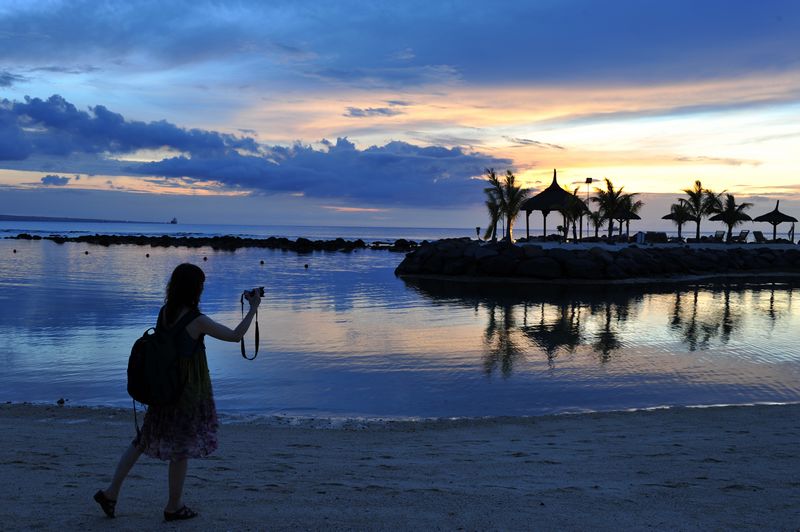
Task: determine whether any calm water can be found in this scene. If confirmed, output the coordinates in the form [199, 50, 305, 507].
[0, 221, 477, 242]
[2, 237, 800, 418]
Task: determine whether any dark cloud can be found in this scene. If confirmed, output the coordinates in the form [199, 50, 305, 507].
[0, 94, 509, 208]
[674, 155, 761, 166]
[27, 65, 100, 74]
[0, 70, 25, 87]
[504, 137, 565, 150]
[0, 94, 259, 161]
[385, 100, 412, 107]
[344, 107, 403, 118]
[1, 1, 799, 92]
[129, 138, 510, 207]
[40, 174, 70, 186]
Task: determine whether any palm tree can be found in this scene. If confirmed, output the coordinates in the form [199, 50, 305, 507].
[484, 168, 530, 242]
[666, 202, 694, 239]
[614, 193, 644, 238]
[714, 194, 753, 242]
[587, 210, 604, 238]
[680, 180, 723, 240]
[590, 178, 625, 238]
[560, 187, 587, 241]
[483, 190, 501, 241]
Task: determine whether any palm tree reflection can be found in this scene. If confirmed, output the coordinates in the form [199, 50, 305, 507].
[482, 301, 524, 377]
[521, 302, 582, 366]
[403, 278, 796, 376]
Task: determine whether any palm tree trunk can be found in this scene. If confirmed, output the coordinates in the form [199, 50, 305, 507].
[608, 219, 614, 238]
[677, 223, 683, 239]
[695, 220, 701, 240]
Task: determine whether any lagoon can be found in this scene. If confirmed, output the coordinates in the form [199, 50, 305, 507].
[1, 236, 799, 418]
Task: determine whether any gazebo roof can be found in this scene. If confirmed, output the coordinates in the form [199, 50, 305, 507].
[753, 200, 798, 225]
[521, 169, 575, 213]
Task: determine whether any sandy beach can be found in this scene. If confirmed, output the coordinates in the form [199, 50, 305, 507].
[1, 403, 798, 531]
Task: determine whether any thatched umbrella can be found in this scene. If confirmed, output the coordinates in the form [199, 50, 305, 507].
[661, 211, 699, 239]
[520, 169, 574, 240]
[753, 200, 798, 240]
[613, 209, 641, 239]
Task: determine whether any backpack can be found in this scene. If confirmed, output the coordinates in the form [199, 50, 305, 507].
[127, 308, 201, 407]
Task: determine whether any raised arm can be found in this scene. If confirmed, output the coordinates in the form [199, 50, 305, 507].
[190, 291, 261, 342]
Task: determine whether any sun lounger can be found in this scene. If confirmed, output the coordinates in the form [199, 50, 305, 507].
[734, 230, 749, 243]
[753, 230, 768, 243]
[713, 230, 725, 242]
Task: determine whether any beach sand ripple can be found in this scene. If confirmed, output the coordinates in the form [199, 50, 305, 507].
[1, 403, 798, 530]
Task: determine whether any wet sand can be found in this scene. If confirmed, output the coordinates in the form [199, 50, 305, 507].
[1, 403, 798, 531]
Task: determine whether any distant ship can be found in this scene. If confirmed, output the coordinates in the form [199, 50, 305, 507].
[169, 217, 178, 224]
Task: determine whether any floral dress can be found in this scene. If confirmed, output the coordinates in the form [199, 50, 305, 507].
[136, 309, 219, 461]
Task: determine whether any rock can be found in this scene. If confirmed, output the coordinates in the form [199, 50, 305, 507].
[473, 247, 499, 260]
[563, 257, 604, 279]
[522, 245, 544, 258]
[589, 247, 614, 266]
[442, 257, 472, 275]
[515, 257, 562, 279]
[478, 254, 516, 276]
[498, 244, 525, 259]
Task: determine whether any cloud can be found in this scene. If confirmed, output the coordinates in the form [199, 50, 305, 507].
[674, 155, 761, 166]
[504, 137, 566, 150]
[40, 174, 71, 186]
[0, 94, 510, 207]
[344, 107, 403, 118]
[129, 137, 510, 207]
[2, 1, 799, 96]
[27, 65, 100, 74]
[0, 70, 25, 87]
[0, 94, 259, 161]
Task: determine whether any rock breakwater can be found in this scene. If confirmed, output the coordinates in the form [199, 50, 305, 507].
[9, 233, 419, 253]
[394, 238, 800, 282]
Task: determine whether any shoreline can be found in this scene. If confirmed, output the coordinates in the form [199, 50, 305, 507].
[2, 402, 799, 530]
[7, 232, 418, 252]
[399, 270, 800, 287]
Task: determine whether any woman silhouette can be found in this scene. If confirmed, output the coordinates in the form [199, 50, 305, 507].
[94, 263, 261, 521]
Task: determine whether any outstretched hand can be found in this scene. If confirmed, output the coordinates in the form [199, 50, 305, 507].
[244, 289, 261, 310]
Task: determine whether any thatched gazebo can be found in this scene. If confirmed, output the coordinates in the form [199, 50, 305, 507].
[520, 169, 574, 240]
[753, 200, 798, 241]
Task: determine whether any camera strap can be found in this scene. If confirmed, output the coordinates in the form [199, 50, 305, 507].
[239, 295, 260, 360]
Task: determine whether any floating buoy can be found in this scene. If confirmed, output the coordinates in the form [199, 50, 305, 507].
[84, 251, 89, 255]
[260, 260, 264, 265]
[12, 249, 16, 253]
[145, 253, 150, 258]
[203, 256, 208, 261]
[304, 264, 309, 269]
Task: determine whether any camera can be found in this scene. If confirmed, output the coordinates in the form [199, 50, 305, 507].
[244, 286, 265, 298]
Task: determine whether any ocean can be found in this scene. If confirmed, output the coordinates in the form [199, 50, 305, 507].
[1, 221, 799, 419]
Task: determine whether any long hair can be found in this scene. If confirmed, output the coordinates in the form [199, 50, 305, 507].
[164, 263, 205, 324]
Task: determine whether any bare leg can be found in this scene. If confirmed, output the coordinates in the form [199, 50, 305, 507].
[104, 442, 143, 500]
[165, 458, 188, 512]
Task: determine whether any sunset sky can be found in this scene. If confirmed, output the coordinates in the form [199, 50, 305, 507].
[1, 0, 799, 230]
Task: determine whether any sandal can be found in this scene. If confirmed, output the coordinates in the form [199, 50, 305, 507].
[93, 489, 116, 518]
[164, 505, 198, 522]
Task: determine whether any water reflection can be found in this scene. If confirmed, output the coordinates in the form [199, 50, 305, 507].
[405, 279, 799, 375]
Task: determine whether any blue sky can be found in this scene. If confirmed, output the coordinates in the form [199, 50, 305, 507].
[1, 0, 799, 228]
